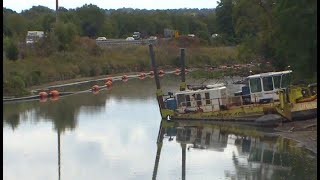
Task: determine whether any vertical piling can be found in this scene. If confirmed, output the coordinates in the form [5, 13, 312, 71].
[56, 0, 59, 22]
[152, 122, 165, 180]
[181, 143, 186, 180]
[149, 44, 165, 109]
[57, 129, 61, 180]
[180, 48, 186, 91]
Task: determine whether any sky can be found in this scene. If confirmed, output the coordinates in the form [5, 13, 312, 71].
[3, 0, 218, 13]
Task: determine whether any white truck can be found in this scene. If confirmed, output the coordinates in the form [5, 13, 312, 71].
[132, 32, 141, 40]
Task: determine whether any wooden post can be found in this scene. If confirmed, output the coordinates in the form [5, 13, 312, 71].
[149, 44, 165, 109]
[180, 48, 186, 91]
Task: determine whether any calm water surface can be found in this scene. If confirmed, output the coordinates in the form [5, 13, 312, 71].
[3, 75, 317, 180]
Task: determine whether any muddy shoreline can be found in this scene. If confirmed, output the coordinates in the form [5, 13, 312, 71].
[272, 118, 317, 154]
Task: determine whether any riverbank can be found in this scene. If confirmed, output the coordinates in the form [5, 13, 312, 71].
[273, 119, 317, 154]
[3, 44, 239, 97]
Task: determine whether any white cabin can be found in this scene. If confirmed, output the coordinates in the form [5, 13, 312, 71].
[175, 84, 228, 113]
[247, 70, 292, 103]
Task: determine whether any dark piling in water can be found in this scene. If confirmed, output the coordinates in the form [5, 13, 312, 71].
[180, 48, 186, 91]
[149, 44, 165, 109]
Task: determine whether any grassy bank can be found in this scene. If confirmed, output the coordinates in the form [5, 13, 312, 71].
[3, 39, 240, 96]
[4, 38, 316, 97]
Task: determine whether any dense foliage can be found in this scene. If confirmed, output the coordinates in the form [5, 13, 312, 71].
[3, 1, 317, 96]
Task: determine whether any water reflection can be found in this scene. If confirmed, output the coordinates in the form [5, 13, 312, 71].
[3, 74, 315, 180]
[3, 75, 181, 132]
[153, 120, 317, 180]
[3, 74, 242, 132]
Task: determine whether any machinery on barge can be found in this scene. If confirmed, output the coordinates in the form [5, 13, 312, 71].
[148, 45, 317, 126]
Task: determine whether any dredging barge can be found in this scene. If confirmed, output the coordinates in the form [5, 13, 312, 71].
[148, 45, 317, 126]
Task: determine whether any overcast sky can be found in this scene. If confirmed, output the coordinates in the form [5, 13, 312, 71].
[3, 0, 218, 12]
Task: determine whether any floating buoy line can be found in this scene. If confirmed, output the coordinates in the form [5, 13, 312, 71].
[3, 69, 191, 104]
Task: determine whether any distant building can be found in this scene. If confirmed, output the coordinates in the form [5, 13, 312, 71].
[26, 31, 44, 44]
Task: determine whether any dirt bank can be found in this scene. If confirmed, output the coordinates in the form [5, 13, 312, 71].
[273, 118, 317, 154]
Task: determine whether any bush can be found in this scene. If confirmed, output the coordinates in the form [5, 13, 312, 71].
[3, 75, 29, 96]
[5, 39, 19, 60]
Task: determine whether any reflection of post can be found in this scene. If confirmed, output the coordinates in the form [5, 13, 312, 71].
[260, 144, 265, 180]
[58, 129, 61, 180]
[152, 124, 165, 180]
[181, 143, 186, 180]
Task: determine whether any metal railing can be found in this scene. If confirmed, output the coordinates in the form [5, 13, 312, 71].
[96, 39, 158, 46]
[173, 94, 277, 110]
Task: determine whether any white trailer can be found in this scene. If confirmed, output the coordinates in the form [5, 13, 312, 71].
[26, 31, 44, 44]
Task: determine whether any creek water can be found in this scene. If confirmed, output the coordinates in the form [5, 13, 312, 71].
[3, 75, 317, 180]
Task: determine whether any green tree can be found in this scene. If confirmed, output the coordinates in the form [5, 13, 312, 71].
[4, 13, 28, 40]
[42, 14, 56, 33]
[215, 0, 237, 45]
[76, 4, 106, 37]
[271, 0, 317, 78]
[21, 5, 54, 30]
[4, 38, 19, 60]
[53, 22, 78, 51]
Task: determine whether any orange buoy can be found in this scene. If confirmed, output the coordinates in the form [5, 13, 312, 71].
[149, 70, 154, 75]
[50, 90, 59, 97]
[138, 72, 146, 77]
[106, 86, 112, 90]
[92, 85, 100, 92]
[39, 91, 48, 98]
[138, 72, 146, 80]
[122, 75, 128, 82]
[149, 74, 154, 78]
[50, 96, 59, 101]
[158, 70, 165, 75]
[92, 90, 99, 95]
[105, 77, 113, 83]
[175, 68, 181, 73]
[185, 68, 189, 72]
[105, 80, 113, 87]
[39, 98, 47, 103]
[174, 72, 181, 76]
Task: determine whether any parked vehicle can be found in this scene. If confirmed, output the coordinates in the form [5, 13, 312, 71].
[126, 37, 135, 41]
[133, 32, 141, 40]
[96, 37, 107, 41]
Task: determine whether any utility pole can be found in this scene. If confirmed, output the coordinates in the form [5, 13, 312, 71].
[56, 0, 59, 22]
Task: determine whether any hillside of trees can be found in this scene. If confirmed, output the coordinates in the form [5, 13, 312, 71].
[3, 0, 317, 96]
